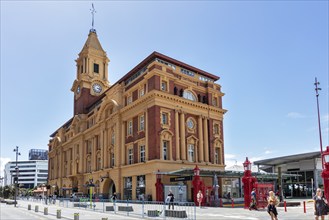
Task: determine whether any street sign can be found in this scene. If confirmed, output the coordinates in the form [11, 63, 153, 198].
[170, 176, 192, 182]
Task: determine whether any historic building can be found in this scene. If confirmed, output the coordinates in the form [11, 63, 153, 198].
[48, 28, 227, 201]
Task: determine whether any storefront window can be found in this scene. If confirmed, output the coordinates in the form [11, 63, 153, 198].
[123, 177, 132, 200]
[136, 175, 146, 200]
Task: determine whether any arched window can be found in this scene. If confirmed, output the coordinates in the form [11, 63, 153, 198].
[183, 90, 197, 101]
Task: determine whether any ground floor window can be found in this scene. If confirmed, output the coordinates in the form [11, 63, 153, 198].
[136, 175, 146, 200]
[123, 177, 132, 200]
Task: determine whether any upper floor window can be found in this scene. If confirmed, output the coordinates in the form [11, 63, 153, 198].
[162, 141, 169, 160]
[111, 153, 115, 167]
[127, 120, 133, 136]
[188, 144, 195, 162]
[181, 68, 195, 77]
[94, 63, 99, 73]
[183, 90, 197, 101]
[111, 132, 115, 145]
[214, 124, 220, 135]
[140, 145, 145, 163]
[212, 97, 218, 106]
[215, 148, 220, 164]
[87, 159, 91, 173]
[128, 148, 133, 165]
[139, 115, 145, 131]
[97, 156, 102, 170]
[162, 113, 169, 125]
[161, 81, 168, 91]
[139, 88, 145, 97]
[127, 95, 132, 105]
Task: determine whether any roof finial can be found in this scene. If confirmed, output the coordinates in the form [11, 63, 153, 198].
[90, 3, 96, 33]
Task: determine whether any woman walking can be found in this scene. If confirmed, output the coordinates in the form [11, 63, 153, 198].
[313, 188, 328, 220]
[267, 191, 278, 220]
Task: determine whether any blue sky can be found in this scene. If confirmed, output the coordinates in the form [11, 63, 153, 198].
[1, 1, 328, 176]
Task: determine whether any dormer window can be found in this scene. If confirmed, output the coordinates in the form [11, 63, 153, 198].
[93, 63, 99, 73]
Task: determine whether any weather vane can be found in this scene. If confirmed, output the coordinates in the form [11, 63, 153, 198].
[90, 3, 96, 33]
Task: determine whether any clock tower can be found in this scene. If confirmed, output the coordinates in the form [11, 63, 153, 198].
[71, 29, 110, 115]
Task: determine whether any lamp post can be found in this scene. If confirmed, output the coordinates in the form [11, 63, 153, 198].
[242, 157, 256, 209]
[155, 170, 164, 202]
[314, 77, 324, 167]
[192, 165, 204, 204]
[13, 146, 21, 207]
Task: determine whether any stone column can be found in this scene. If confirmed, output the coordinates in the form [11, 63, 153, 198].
[180, 112, 186, 161]
[93, 136, 97, 171]
[198, 116, 204, 163]
[175, 110, 180, 161]
[101, 128, 105, 169]
[203, 118, 209, 163]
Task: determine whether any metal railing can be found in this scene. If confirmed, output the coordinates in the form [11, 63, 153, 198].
[55, 198, 196, 220]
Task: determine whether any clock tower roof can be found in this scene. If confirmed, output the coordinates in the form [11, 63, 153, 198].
[79, 30, 106, 55]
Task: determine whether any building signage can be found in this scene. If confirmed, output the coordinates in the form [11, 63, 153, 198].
[170, 176, 192, 182]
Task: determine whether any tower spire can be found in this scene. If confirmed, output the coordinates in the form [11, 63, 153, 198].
[90, 3, 96, 33]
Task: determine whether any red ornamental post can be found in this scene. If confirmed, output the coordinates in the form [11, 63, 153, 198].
[192, 165, 202, 204]
[321, 146, 329, 200]
[242, 157, 256, 209]
[155, 170, 164, 202]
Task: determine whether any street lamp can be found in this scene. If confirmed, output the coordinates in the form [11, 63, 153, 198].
[314, 78, 323, 166]
[242, 157, 256, 209]
[13, 146, 21, 207]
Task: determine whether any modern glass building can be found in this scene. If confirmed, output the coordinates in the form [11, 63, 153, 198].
[254, 151, 321, 198]
[4, 160, 48, 189]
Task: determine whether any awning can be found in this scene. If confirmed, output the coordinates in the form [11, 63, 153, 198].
[155, 167, 300, 180]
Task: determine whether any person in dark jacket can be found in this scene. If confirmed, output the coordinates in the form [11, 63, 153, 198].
[167, 190, 174, 210]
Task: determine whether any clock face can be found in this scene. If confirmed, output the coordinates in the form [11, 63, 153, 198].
[187, 119, 194, 129]
[76, 86, 81, 94]
[92, 83, 102, 93]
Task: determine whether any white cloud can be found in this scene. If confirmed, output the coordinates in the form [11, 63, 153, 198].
[286, 112, 305, 119]
[0, 157, 11, 178]
[224, 153, 236, 159]
[265, 150, 272, 154]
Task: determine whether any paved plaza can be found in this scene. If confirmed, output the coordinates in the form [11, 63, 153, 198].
[0, 199, 316, 220]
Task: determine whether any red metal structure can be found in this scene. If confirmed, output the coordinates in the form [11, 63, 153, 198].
[242, 157, 257, 209]
[254, 183, 273, 208]
[192, 165, 205, 205]
[321, 146, 329, 200]
[155, 170, 164, 202]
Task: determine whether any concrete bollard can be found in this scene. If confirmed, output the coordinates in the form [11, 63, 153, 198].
[28, 204, 31, 210]
[57, 209, 61, 219]
[74, 213, 79, 220]
[44, 207, 48, 215]
[35, 205, 39, 212]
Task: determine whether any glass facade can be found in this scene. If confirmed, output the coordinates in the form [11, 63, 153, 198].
[283, 170, 314, 198]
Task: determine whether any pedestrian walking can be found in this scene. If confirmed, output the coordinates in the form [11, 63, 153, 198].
[111, 192, 117, 203]
[249, 188, 258, 210]
[313, 188, 328, 220]
[267, 191, 279, 220]
[167, 190, 175, 210]
[197, 190, 203, 208]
